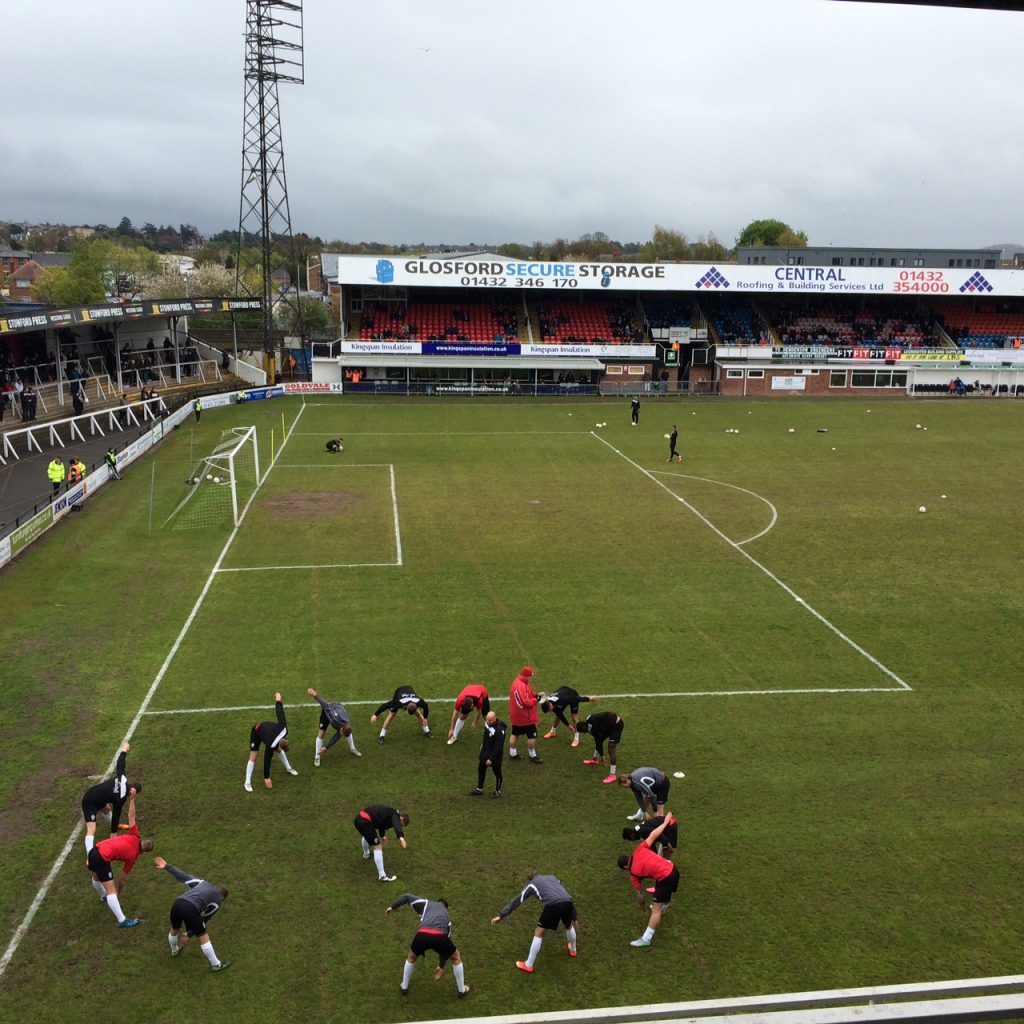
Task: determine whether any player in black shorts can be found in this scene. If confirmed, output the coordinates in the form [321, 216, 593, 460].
[355, 804, 410, 881]
[386, 893, 469, 999]
[325, 438, 343, 453]
[539, 686, 598, 747]
[80, 742, 139, 854]
[154, 856, 231, 971]
[307, 687, 361, 764]
[371, 685, 431, 743]
[244, 692, 297, 791]
[622, 814, 678, 859]
[490, 872, 578, 973]
[578, 711, 624, 785]
[618, 766, 670, 821]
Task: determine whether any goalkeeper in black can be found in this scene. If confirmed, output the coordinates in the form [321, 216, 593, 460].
[371, 685, 432, 743]
[244, 692, 298, 791]
[154, 856, 231, 971]
[386, 893, 469, 999]
[539, 686, 598, 747]
[308, 687, 361, 764]
[81, 742, 139, 854]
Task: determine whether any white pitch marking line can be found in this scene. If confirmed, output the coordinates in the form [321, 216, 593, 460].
[217, 562, 398, 573]
[0, 405, 307, 984]
[389, 463, 403, 566]
[292, 430, 592, 436]
[591, 432, 913, 692]
[273, 463, 394, 468]
[142, 686, 910, 717]
[652, 469, 778, 546]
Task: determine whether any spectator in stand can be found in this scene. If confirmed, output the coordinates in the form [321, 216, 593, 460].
[72, 383, 85, 417]
[0, 388, 9, 423]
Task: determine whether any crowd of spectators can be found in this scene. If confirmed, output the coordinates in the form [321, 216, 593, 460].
[766, 299, 929, 347]
[360, 301, 520, 344]
[537, 301, 643, 345]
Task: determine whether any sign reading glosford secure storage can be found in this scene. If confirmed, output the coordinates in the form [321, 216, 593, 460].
[333, 256, 1024, 297]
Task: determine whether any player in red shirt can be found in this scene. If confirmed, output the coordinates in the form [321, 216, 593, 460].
[85, 790, 153, 928]
[617, 814, 678, 947]
[508, 666, 543, 764]
[446, 683, 490, 745]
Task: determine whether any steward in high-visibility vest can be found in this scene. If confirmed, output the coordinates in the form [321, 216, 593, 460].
[48, 457, 65, 495]
[105, 447, 121, 480]
[193, 398, 202, 423]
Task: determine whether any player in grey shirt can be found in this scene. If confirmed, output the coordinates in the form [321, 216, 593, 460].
[618, 766, 669, 821]
[386, 893, 469, 999]
[154, 856, 231, 972]
[307, 687, 362, 765]
[490, 873, 578, 973]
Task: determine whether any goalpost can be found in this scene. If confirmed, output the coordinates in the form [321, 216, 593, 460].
[163, 426, 261, 530]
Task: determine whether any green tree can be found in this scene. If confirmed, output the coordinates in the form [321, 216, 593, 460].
[496, 242, 530, 259]
[640, 225, 690, 262]
[691, 232, 729, 262]
[33, 265, 106, 306]
[736, 218, 807, 248]
[276, 294, 333, 340]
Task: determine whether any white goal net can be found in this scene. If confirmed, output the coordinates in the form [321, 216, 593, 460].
[163, 426, 261, 530]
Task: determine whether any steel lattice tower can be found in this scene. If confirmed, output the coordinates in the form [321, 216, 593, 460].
[235, 0, 304, 371]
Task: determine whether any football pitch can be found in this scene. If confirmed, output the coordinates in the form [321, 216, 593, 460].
[0, 395, 1021, 1023]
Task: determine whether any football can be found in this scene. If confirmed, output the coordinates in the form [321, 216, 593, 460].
[213, 476, 222, 484]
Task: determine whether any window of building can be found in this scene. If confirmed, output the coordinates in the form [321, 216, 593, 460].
[832, 257, 843, 265]
[747, 369, 764, 378]
[830, 369, 848, 388]
[726, 369, 744, 379]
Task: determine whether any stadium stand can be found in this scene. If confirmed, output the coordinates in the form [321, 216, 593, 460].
[360, 300, 521, 344]
[932, 302, 1024, 349]
[764, 298, 931, 347]
[641, 296, 696, 330]
[536, 300, 644, 344]
[698, 295, 765, 344]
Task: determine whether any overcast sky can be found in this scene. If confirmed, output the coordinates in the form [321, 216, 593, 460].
[4, 0, 1023, 249]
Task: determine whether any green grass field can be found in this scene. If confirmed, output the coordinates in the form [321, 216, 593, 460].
[1, 394, 1022, 1023]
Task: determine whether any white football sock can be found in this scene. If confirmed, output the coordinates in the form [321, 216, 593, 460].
[526, 935, 543, 968]
[84, 835, 95, 854]
[276, 749, 294, 771]
[201, 939, 221, 966]
[566, 926, 577, 953]
[245, 761, 255, 786]
[379, 728, 387, 739]
[315, 737, 323, 756]
[373, 848, 386, 877]
[402, 960, 416, 989]
[609, 764, 617, 775]
[452, 718, 465, 739]
[168, 932, 180, 953]
[642, 926, 655, 942]
[346, 733, 358, 752]
[453, 962, 465, 993]
[361, 837, 371, 857]
[105, 893, 126, 923]
[422, 722, 430, 734]
[91, 879, 106, 898]
[573, 731, 579, 742]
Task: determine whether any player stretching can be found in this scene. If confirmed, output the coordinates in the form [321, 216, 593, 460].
[386, 893, 469, 1000]
[154, 856, 231, 972]
[81, 742, 139, 854]
[490, 873, 578, 973]
[623, 814, 678, 860]
[85, 790, 152, 927]
[539, 687, 598, 747]
[354, 804, 410, 882]
[618, 766, 670, 821]
[244, 692, 297, 791]
[618, 815, 679, 947]
[447, 683, 490, 744]
[371, 685, 432, 743]
[577, 710, 624, 784]
[308, 687, 362, 764]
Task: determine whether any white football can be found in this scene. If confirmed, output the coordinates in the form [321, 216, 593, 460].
[918, 506, 926, 513]
[214, 476, 222, 484]
[206, 473, 213, 480]
[787, 428, 795, 433]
